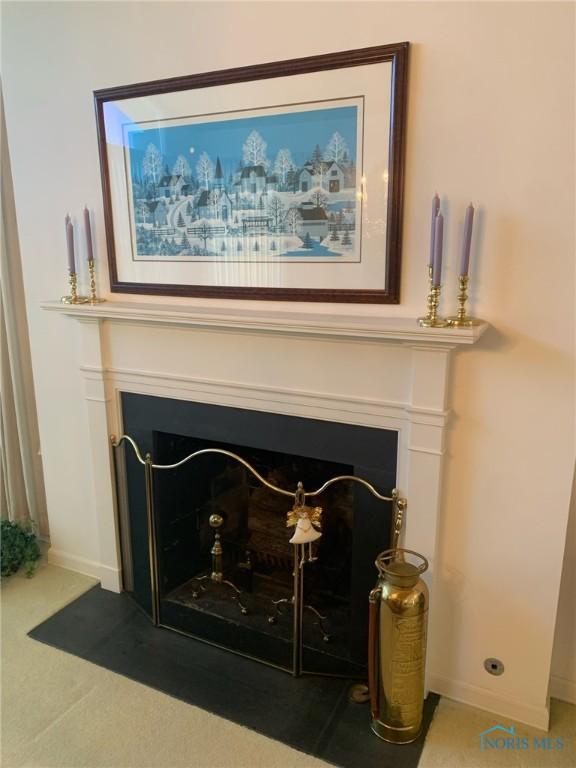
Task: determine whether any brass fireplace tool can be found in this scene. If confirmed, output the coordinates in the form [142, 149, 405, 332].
[190, 513, 248, 615]
[110, 435, 408, 678]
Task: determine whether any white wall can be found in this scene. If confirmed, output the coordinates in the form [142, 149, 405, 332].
[551, 471, 576, 704]
[2, 1, 574, 726]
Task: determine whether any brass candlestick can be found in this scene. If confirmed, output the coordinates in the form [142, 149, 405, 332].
[447, 275, 479, 327]
[61, 271, 88, 304]
[418, 283, 447, 327]
[87, 259, 105, 304]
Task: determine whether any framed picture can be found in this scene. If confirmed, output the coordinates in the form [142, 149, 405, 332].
[95, 43, 409, 303]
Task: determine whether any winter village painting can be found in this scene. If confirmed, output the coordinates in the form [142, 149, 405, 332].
[125, 101, 362, 262]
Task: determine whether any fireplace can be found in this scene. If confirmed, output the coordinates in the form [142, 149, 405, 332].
[42, 300, 486, 712]
[117, 392, 398, 677]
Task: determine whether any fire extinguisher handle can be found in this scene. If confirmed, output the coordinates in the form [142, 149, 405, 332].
[368, 586, 381, 720]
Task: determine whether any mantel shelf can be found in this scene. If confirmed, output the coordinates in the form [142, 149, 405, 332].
[40, 300, 488, 345]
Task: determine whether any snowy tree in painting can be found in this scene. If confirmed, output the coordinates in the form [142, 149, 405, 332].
[196, 221, 212, 254]
[308, 144, 325, 188]
[285, 207, 303, 235]
[310, 189, 329, 209]
[243, 130, 268, 168]
[274, 149, 294, 188]
[142, 143, 163, 185]
[312, 144, 323, 164]
[172, 154, 191, 179]
[267, 195, 285, 232]
[196, 152, 214, 189]
[324, 132, 349, 163]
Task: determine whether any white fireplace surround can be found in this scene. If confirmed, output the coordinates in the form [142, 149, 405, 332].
[42, 299, 486, 692]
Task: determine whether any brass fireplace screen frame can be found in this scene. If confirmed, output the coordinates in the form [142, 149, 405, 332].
[111, 434, 407, 678]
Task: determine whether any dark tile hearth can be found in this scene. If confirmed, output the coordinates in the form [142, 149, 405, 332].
[29, 586, 438, 768]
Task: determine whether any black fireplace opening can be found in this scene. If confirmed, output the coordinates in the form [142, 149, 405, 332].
[120, 393, 398, 677]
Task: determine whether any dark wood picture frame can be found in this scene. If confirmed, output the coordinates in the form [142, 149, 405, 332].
[94, 42, 409, 303]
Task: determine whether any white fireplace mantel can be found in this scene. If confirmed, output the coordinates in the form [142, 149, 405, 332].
[42, 300, 487, 345]
[42, 298, 487, 695]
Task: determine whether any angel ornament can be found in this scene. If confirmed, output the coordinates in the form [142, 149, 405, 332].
[287, 482, 323, 547]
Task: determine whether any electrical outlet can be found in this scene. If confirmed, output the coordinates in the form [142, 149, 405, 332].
[484, 657, 504, 676]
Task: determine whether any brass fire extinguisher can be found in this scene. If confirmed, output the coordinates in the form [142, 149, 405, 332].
[368, 548, 429, 744]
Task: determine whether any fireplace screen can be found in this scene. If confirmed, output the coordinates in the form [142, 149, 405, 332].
[115, 394, 400, 678]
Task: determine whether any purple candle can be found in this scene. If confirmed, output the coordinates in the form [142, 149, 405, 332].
[432, 212, 444, 286]
[460, 203, 474, 276]
[84, 206, 94, 262]
[429, 194, 440, 267]
[66, 220, 75, 273]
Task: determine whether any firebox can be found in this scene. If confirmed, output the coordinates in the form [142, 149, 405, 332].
[116, 393, 398, 677]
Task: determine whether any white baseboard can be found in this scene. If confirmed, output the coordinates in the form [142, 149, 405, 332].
[429, 673, 550, 731]
[47, 548, 122, 593]
[550, 674, 576, 705]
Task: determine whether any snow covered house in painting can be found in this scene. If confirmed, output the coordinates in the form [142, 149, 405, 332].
[135, 199, 168, 227]
[295, 161, 346, 194]
[128, 103, 360, 260]
[296, 167, 315, 193]
[266, 174, 279, 192]
[196, 189, 234, 221]
[297, 202, 329, 239]
[157, 174, 187, 198]
[325, 161, 345, 193]
[240, 165, 267, 195]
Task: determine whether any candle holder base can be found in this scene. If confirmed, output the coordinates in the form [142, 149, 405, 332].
[61, 295, 90, 304]
[87, 297, 106, 305]
[448, 276, 480, 328]
[446, 315, 480, 328]
[418, 282, 447, 328]
[417, 316, 448, 328]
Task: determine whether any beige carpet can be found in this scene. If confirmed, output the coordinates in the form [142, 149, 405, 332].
[1, 563, 575, 768]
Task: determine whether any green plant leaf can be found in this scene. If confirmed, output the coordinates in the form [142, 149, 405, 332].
[1, 520, 41, 578]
